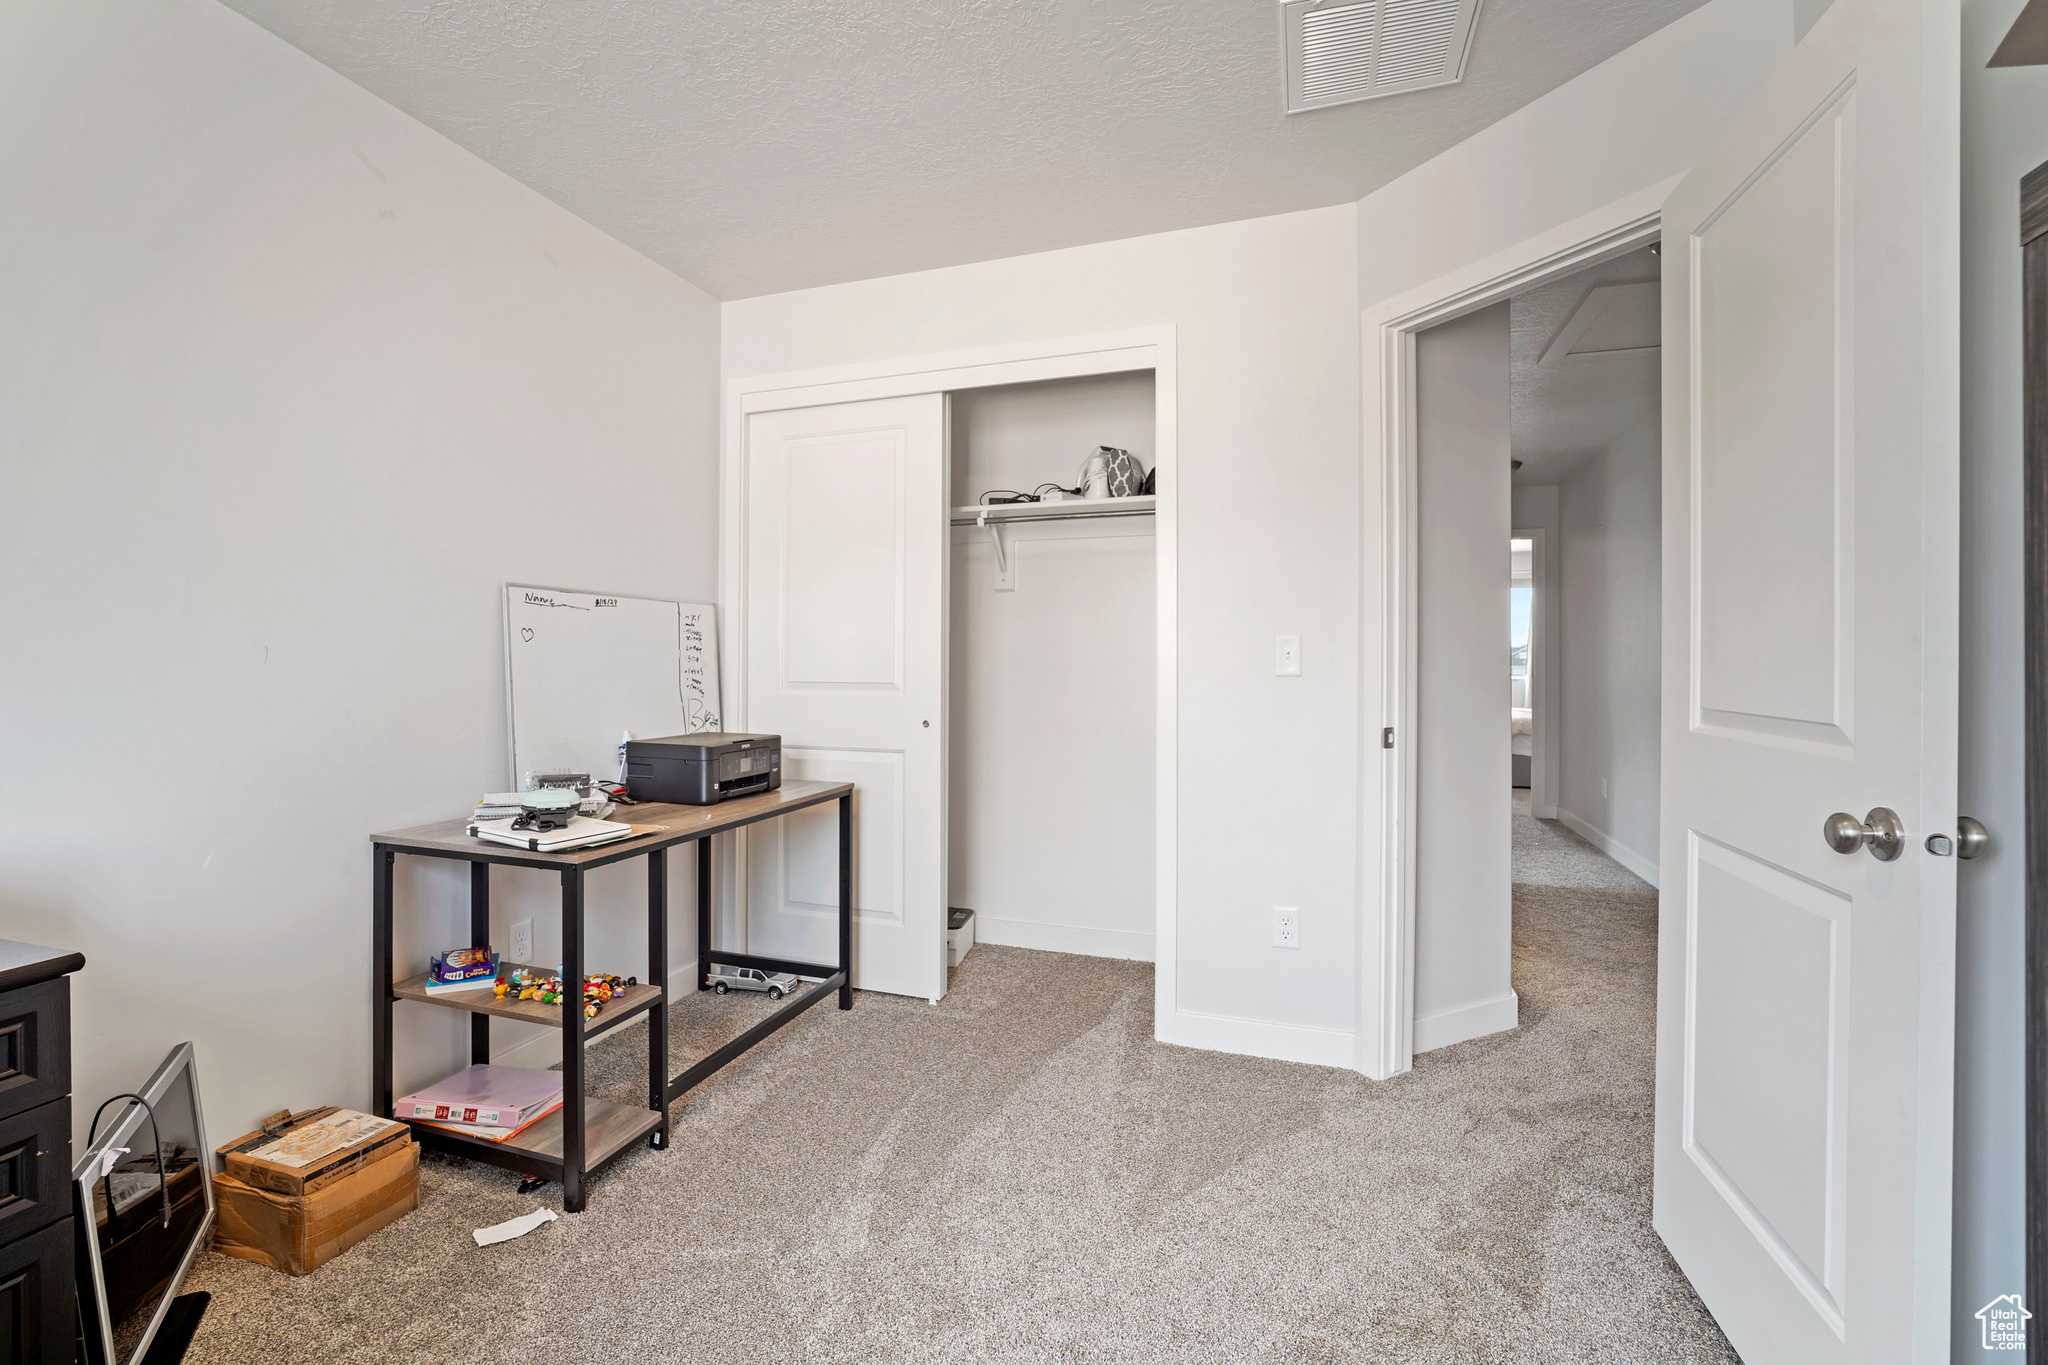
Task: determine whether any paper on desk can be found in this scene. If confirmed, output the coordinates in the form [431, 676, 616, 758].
[473, 1206, 558, 1247]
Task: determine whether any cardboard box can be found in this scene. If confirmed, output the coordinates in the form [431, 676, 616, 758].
[217, 1106, 410, 1197]
[212, 1140, 419, 1276]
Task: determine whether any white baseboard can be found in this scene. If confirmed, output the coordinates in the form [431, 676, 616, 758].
[1554, 808, 1660, 888]
[975, 915, 1155, 963]
[492, 957, 698, 1071]
[1414, 990, 1520, 1053]
[1158, 1007, 1355, 1069]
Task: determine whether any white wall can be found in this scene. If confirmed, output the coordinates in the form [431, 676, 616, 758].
[948, 376, 1156, 961]
[0, 0, 1811, 1125]
[1413, 305, 1518, 1050]
[725, 205, 1361, 1063]
[1554, 414, 1663, 883]
[1354, 0, 1792, 311]
[0, 0, 722, 1143]
[1953, 0, 2044, 1348]
[1512, 485, 1563, 818]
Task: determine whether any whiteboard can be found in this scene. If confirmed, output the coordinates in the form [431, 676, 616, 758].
[503, 585, 722, 788]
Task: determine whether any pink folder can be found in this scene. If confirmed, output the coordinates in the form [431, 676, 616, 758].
[395, 1066, 563, 1129]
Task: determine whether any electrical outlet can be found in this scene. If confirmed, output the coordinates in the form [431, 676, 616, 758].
[1276, 635, 1302, 677]
[1272, 906, 1300, 949]
[510, 918, 533, 965]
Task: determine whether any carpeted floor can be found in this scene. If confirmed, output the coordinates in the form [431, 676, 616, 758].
[181, 794, 1736, 1363]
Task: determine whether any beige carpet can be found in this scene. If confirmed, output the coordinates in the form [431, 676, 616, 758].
[182, 795, 1736, 1363]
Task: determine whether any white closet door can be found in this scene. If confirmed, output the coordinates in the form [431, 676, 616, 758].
[741, 395, 947, 1002]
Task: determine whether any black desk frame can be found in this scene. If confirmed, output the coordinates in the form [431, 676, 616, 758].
[371, 786, 853, 1212]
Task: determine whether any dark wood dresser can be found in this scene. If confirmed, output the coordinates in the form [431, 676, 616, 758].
[0, 940, 83, 1365]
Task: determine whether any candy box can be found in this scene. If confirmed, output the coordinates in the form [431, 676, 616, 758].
[430, 947, 499, 984]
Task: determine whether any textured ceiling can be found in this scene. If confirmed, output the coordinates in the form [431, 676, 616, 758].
[1510, 245, 1661, 486]
[222, 0, 1712, 298]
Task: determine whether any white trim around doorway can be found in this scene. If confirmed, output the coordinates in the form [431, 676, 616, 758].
[1357, 182, 1674, 1082]
[721, 327, 1180, 1036]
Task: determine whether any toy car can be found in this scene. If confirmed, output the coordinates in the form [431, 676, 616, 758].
[709, 965, 800, 1000]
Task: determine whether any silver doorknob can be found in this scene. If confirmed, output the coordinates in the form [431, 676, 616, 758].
[1823, 808, 1905, 861]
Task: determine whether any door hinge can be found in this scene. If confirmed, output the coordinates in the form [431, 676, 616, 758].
[1382, 727, 1395, 749]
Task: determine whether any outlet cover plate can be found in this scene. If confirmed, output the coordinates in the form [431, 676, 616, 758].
[1273, 906, 1300, 949]
[510, 918, 534, 964]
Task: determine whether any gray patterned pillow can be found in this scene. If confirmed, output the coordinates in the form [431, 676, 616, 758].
[1102, 447, 1147, 498]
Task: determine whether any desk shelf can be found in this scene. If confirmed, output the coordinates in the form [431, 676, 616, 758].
[391, 967, 663, 1040]
[371, 780, 856, 1213]
[407, 1096, 663, 1175]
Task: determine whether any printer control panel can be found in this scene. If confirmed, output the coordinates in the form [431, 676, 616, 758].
[713, 742, 780, 797]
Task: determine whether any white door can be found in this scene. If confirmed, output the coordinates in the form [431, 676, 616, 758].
[1654, 0, 1957, 1358]
[740, 395, 948, 1002]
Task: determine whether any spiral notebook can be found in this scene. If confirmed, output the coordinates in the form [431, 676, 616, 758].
[466, 814, 638, 853]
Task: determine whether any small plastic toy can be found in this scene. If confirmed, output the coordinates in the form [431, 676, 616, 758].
[495, 967, 637, 1019]
[708, 965, 800, 1000]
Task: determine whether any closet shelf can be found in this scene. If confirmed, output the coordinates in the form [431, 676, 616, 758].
[950, 495, 1156, 526]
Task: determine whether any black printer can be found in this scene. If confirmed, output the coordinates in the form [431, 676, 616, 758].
[622, 732, 781, 805]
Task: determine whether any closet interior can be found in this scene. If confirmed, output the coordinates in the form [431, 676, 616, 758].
[945, 371, 1159, 969]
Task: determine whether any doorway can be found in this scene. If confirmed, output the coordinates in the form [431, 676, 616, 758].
[1359, 197, 1666, 1078]
[1404, 241, 1664, 1057]
[1509, 244, 1663, 887]
[1510, 534, 1535, 794]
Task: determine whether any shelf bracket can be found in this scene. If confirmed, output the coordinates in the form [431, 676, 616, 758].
[977, 509, 1015, 591]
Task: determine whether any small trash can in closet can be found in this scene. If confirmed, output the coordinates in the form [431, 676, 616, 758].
[946, 908, 975, 967]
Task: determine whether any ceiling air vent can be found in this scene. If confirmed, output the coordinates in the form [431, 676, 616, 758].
[1281, 0, 1481, 113]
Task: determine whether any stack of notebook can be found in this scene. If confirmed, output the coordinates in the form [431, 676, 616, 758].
[472, 793, 528, 821]
[395, 1066, 563, 1143]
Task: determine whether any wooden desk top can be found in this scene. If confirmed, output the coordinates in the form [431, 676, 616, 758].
[371, 780, 854, 870]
